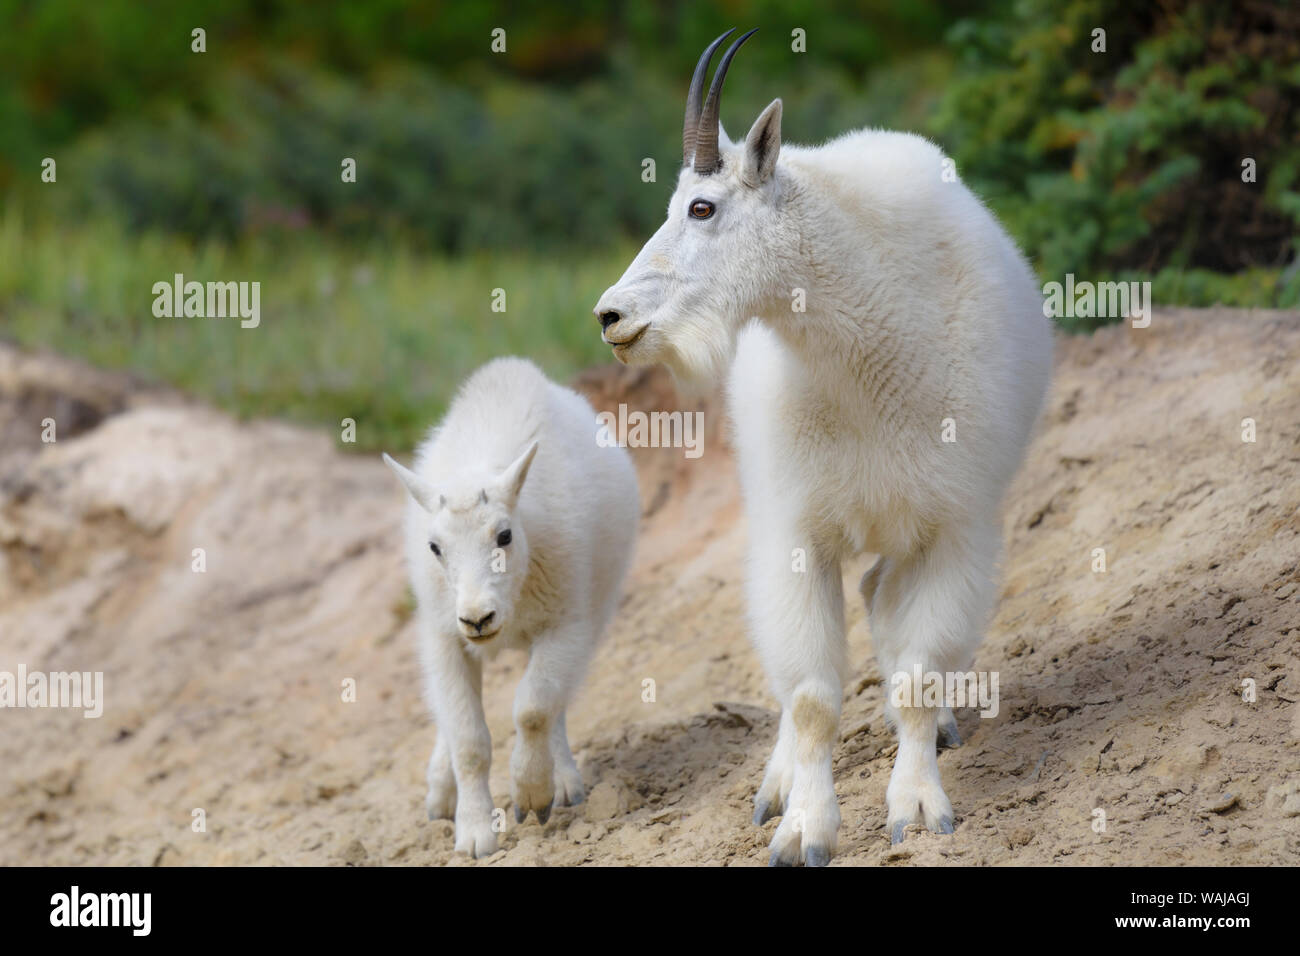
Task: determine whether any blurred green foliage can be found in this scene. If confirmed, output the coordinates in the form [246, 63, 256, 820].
[1, 0, 971, 250]
[0, 0, 1296, 447]
[0, 206, 634, 451]
[9, 0, 1292, 279]
[935, 0, 1300, 325]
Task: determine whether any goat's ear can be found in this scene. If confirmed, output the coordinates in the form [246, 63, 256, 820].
[741, 98, 782, 187]
[382, 453, 440, 512]
[492, 441, 539, 508]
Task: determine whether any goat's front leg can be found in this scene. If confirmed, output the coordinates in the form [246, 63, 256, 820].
[747, 538, 848, 866]
[425, 631, 497, 858]
[511, 627, 589, 824]
[871, 522, 998, 842]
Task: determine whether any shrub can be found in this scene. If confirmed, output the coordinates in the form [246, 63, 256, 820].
[935, 0, 1300, 321]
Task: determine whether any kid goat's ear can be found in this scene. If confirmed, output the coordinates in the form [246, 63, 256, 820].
[741, 98, 782, 187]
[382, 452, 441, 512]
[493, 441, 539, 508]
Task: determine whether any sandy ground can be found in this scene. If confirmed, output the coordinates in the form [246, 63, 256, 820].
[1, 306, 1297, 867]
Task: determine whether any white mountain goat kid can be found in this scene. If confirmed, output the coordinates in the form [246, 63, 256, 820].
[383, 358, 638, 858]
[593, 30, 1053, 865]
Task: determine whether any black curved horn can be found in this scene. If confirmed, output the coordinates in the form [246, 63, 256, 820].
[683, 29, 735, 166]
[693, 27, 758, 175]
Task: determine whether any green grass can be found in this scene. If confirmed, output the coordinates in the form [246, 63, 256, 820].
[3, 206, 1291, 449]
[0, 207, 635, 452]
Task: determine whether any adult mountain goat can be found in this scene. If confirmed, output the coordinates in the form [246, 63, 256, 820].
[593, 30, 1052, 866]
[383, 358, 638, 858]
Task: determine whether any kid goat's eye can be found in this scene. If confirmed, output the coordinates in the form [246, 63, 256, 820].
[429, 542, 441, 557]
[496, 529, 512, 547]
[689, 199, 715, 220]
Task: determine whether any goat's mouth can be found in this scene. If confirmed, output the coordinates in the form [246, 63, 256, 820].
[464, 628, 500, 644]
[605, 324, 648, 357]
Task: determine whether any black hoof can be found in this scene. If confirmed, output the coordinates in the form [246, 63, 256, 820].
[536, 801, 553, 825]
[754, 800, 778, 825]
[805, 846, 831, 867]
[890, 822, 907, 845]
[514, 805, 525, 824]
[939, 723, 963, 749]
[935, 816, 954, 835]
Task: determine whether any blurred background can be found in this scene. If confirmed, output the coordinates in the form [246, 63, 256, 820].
[1, 0, 1296, 452]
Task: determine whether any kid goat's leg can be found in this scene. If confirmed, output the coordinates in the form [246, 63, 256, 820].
[511, 626, 589, 824]
[871, 521, 999, 842]
[424, 629, 497, 858]
[549, 712, 586, 808]
[748, 536, 848, 867]
[426, 734, 456, 820]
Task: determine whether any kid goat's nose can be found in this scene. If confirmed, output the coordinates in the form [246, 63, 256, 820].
[458, 611, 496, 633]
[598, 310, 621, 330]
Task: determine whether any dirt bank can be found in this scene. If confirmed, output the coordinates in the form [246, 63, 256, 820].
[1, 307, 1297, 866]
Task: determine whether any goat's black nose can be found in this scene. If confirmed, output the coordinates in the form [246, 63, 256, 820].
[458, 611, 495, 633]
[599, 310, 621, 330]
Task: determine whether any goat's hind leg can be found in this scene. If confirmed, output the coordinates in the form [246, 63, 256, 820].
[862, 557, 961, 753]
[863, 556, 963, 749]
[754, 707, 795, 824]
[550, 712, 586, 808]
[937, 705, 962, 749]
[425, 734, 456, 820]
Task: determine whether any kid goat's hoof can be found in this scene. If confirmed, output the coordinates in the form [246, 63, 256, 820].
[514, 800, 554, 825]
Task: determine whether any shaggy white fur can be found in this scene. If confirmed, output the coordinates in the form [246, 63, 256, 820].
[384, 358, 638, 858]
[595, 95, 1052, 864]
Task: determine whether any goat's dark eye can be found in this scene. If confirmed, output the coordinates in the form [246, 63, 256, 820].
[689, 199, 715, 220]
[496, 529, 512, 547]
[429, 542, 441, 557]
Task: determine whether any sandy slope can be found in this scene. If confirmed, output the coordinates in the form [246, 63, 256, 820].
[1, 307, 1297, 866]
